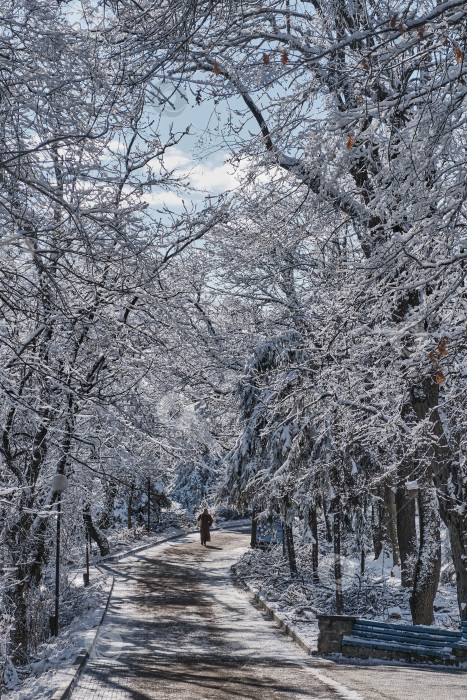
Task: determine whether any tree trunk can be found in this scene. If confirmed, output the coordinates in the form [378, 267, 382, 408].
[409, 483, 441, 625]
[99, 481, 117, 530]
[309, 506, 319, 581]
[250, 508, 257, 549]
[83, 504, 110, 557]
[323, 500, 333, 543]
[384, 485, 400, 567]
[395, 485, 417, 587]
[436, 491, 467, 621]
[8, 473, 55, 662]
[333, 499, 344, 615]
[395, 404, 419, 587]
[428, 395, 467, 622]
[282, 519, 287, 558]
[410, 375, 467, 621]
[10, 577, 29, 665]
[284, 522, 298, 576]
[147, 477, 151, 533]
[127, 485, 134, 529]
[371, 502, 383, 560]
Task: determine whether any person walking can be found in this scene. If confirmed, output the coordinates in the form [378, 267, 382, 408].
[197, 508, 213, 546]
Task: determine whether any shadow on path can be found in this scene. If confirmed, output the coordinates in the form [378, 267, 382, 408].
[72, 532, 339, 699]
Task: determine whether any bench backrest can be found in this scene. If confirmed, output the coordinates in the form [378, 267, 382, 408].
[355, 618, 462, 638]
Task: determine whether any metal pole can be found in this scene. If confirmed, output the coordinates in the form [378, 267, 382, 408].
[54, 497, 61, 636]
[147, 478, 150, 533]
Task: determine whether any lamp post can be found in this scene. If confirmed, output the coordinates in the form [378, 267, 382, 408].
[51, 473, 68, 636]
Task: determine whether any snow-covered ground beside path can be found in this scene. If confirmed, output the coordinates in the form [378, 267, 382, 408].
[232, 539, 462, 654]
[3, 567, 112, 700]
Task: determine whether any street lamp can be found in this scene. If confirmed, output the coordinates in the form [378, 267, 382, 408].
[51, 473, 68, 636]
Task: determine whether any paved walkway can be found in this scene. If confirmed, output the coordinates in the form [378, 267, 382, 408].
[71, 530, 349, 699]
[71, 529, 467, 700]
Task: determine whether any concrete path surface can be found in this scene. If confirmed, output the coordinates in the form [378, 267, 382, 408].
[71, 529, 467, 700]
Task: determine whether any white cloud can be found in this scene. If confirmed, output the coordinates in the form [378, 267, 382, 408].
[141, 190, 185, 207]
[146, 147, 245, 205]
[158, 148, 192, 171]
[187, 161, 240, 192]
[107, 139, 126, 154]
[123, 146, 252, 211]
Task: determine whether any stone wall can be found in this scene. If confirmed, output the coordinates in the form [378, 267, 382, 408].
[317, 615, 356, 654]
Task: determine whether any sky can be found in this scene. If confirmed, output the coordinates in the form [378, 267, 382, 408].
[63, 1, 246, 215]
[152, 82, 247, 212]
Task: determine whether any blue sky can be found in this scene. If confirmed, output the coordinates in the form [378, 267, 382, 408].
[153, 82, 247, 211]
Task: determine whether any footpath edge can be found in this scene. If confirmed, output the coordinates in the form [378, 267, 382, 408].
[49, 575, 115, 700]
[245, 582, 316, 656]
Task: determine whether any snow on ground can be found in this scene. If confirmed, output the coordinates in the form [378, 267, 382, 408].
[232, 536, 461, 653]
[4, 568, 112, 700]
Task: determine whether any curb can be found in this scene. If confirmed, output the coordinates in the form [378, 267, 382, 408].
[50, 575, 115, 700]
[100, 529, 188, 563]
[245, 582, 315, 657]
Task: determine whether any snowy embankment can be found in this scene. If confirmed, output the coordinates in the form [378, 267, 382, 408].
[232, 540, 461, 653]
[4, 568, 112, 700]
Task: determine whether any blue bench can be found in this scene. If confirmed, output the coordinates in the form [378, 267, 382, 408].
[342, 618, 467, 666]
